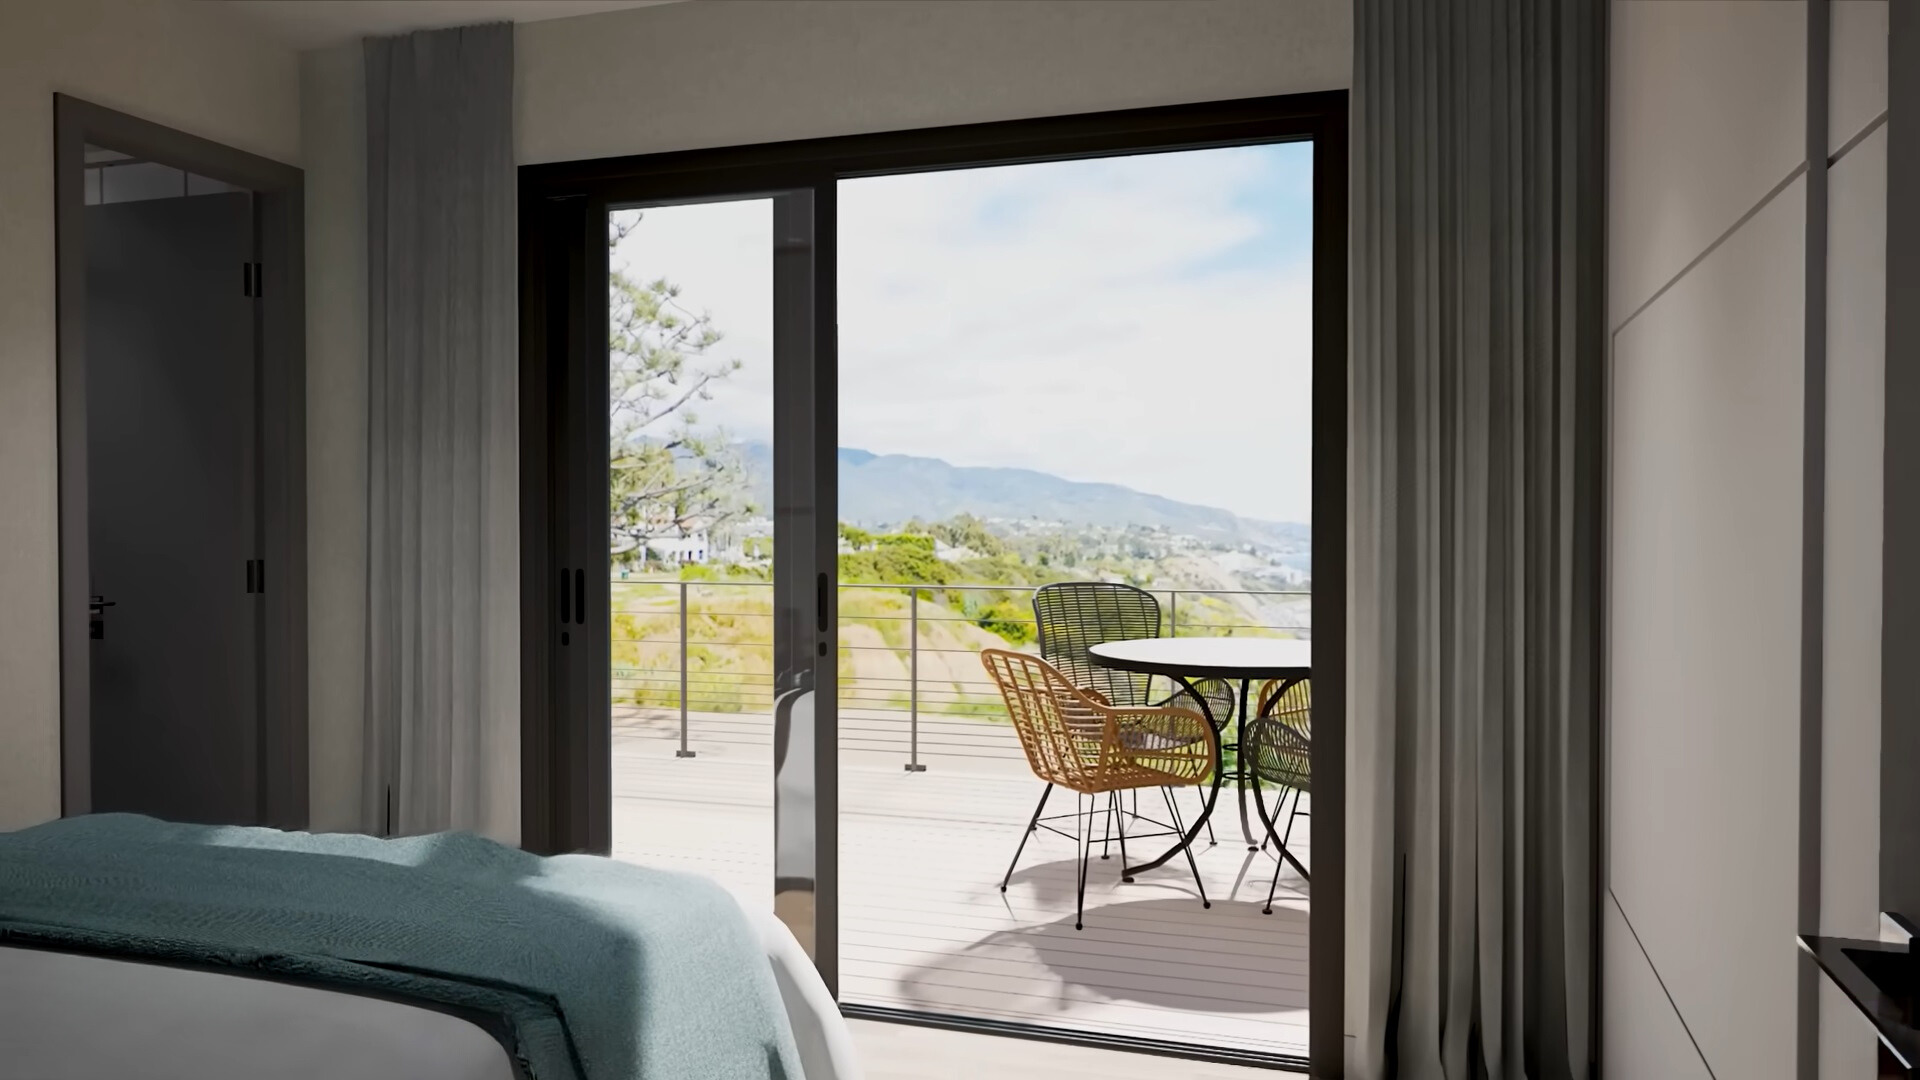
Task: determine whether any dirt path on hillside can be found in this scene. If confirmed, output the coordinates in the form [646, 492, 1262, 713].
[841, 599, 1025, 701]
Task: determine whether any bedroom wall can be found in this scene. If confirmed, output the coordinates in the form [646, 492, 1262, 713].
[301, 43, 368, 834]
[301, 0, 1351, 830]
[1821, 5, 1888, 1078]
[513, 0, 1350, 164]
[0, 0, 303, 829]
[1605, 2, 1887, 1077]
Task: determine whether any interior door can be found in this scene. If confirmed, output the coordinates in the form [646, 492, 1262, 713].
[531, 184, 836, 981]
[85, 191, 261, 825]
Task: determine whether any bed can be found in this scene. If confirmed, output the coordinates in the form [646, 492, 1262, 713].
[0, 815, 862, 1080]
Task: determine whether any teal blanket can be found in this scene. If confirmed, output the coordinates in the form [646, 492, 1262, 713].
[0, 814, 801, 1080]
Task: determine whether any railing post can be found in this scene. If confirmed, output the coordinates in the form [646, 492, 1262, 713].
[1168, 590, 1178, 638]
[676, 580, 694, 758]
[905, 588, 925, 772]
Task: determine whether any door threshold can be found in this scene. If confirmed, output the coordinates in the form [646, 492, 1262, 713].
[837, 1002, 1310, 1073]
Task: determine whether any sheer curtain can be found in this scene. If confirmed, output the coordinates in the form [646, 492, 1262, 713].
[1348, 1, 1604, 1076]
[362, 24, 519, 844]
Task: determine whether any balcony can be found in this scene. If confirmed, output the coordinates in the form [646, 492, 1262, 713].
[608, 580, 1313, 1061]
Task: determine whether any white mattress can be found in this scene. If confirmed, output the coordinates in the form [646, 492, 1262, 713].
[0, 910, 859, 1080]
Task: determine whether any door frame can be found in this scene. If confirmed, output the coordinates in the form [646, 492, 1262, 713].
[518, 90, 1347, 1076]
[53, 95, 309, 829]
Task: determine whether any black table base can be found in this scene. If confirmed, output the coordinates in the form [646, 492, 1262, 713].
[1121, 674, 1310, 887]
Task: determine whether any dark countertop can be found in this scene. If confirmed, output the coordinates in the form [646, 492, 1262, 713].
[1799, 933, 1919, 1073]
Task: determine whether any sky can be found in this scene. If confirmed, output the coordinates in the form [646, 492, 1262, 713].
[609, 141, 1315, 524]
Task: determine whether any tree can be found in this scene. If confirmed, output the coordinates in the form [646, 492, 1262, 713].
[928, 514, 1007, 557]
[607, 212, 755, 566]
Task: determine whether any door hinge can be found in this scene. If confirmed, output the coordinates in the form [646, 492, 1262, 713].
[246, 558, 265, 594]
[242, 262, 263, 298]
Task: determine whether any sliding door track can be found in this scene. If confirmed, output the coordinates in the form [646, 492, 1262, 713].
[838, 1002, 1310, 1073]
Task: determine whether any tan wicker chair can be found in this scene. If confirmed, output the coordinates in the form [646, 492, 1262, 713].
[981, 648, 1218, 929]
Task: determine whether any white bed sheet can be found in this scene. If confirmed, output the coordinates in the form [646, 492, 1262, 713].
[0, 911, 859, 1080]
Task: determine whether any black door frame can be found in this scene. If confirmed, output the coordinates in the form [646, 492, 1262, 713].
[53, 95, 308, 829]
[519, 90, 1348, 1076]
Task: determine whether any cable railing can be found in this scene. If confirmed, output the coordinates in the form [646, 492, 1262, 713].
[609, 579, 1310, 770]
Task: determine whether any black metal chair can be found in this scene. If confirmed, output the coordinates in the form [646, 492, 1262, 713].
[1031, 582, 1236, 723]
[1245, 677, 1312, 913]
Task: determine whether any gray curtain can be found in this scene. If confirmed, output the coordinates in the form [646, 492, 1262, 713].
[1348, 1, 1604, 1077]
[363, 24, 519, 844]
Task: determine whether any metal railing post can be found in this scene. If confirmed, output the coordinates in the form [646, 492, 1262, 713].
[1168, 590, 1178, 638]
[676, 580, 694, 758]
[905, 588, 925, 772]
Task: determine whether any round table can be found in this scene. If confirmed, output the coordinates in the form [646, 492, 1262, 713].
[1087, 637, 1311, 881]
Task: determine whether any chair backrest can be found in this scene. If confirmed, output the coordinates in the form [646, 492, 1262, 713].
[980, 649, 1108, 789]
[1248, 678, 1311, 791]
[1256, 677, 1312, 741]
[1032, 581, 1160, 707]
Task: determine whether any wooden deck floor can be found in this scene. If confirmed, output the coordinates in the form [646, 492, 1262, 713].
[610, 707, 1311, 1060]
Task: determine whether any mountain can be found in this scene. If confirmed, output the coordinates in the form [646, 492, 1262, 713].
[738, 442, 1308, 550]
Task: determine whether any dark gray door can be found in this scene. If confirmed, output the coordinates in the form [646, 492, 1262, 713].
[86, 192, 260, 825]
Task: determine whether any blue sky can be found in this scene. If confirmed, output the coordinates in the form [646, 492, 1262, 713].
[610, 141, 1315, 523]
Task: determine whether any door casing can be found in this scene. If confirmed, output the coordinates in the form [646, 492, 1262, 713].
[53, 94, 308, 829]
[517, 91, 1347, 1076]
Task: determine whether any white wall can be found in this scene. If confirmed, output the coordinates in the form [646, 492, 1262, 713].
[1606, 2, 1888, 1077]
[301, 43, 367, 834]
[515, 0, 1349, 164]
[302, 0, 1351, 825]
[0, 0, 302, 829]
[1819, 5, 1889, 1076]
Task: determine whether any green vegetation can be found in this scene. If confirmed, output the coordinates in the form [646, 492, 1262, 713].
[610, 514, 1308, 720]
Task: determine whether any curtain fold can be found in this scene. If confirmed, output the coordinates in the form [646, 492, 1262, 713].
[362, 24, 519, 844]
[1348, 1, 1604, 1076]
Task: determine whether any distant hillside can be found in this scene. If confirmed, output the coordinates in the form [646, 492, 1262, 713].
[739, 442, 1307, 550]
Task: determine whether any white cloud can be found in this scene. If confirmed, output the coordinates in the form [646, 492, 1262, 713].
[611, 144, 1316, 523]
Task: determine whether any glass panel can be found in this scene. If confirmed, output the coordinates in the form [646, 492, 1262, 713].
[834, 143, 1315, 1058]
[605, 199, 778, 911]
[601, 191, 828, 968]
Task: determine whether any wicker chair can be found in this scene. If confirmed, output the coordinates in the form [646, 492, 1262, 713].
[1032, 581, 1234, 848]
[981, 649, 1217, 929]
[1244, 677, 1312, 913]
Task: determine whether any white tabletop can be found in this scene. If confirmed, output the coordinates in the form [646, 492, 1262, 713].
[1085, 637, 1312, 679]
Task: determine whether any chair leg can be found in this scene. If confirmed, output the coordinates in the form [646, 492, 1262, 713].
[1075, 792, 1092, 931]
[1001, 783, 1053, 893]
[1101, 791, 1114, 860]
[1263, 840, 1287, 914]
[1263, 788, 1295, 914]
[1161, 787, 1210, 910]
[1264, 788, 1311, 912]
[1280, 794, 1309, 880]
[1116, 791, 1132, 882]
[1195, 785, 1217, 845]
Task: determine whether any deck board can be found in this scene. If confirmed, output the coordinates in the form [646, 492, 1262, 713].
[610, 706, 1311, 1059]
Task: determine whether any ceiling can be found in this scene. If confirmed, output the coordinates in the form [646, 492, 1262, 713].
[216, 0, 682, 50]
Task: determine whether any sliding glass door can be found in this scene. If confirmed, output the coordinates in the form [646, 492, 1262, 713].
[522, 91, 1344, 1074]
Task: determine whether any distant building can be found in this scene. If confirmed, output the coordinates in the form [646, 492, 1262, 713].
[1266, 564, 1310, 586]
[645, 532, 710, 565]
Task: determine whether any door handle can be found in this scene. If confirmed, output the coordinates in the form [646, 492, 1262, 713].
[88, 595, 116, 640]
